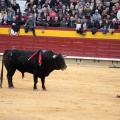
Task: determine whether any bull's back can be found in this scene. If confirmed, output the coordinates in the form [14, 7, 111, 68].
[3, 50, 37, 72]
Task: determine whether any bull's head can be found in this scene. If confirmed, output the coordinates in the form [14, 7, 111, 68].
[53, 54, 67, 70]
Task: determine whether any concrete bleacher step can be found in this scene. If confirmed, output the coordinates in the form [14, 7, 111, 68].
[17, 0, 26, 13]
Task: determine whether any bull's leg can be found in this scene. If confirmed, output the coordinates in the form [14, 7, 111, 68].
[41, 77, 46, 90]
[33, 75, 38, 90]
[7, 69, 16, 88]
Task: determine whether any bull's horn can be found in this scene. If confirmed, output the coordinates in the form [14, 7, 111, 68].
[62, 54, 69, 58]
[53, 54, 58, 59]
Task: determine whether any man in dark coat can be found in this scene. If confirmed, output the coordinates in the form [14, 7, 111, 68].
[11, 16, 20, 33]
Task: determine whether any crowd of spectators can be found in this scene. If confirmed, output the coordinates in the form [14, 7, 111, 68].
[0, 0, 120, 35]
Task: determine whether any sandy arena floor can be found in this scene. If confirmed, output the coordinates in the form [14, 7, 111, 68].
[0, 63, 120, 120]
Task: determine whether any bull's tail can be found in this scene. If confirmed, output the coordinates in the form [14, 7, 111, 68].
[0, 60, 3, 88]
[22, 72, 24, 79]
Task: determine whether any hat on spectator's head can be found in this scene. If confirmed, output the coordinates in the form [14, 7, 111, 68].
[95, 9, 98, 12]
[1, 2, 4, 4]
[29, 15, 33, 18]
[112, 18, 116, 22]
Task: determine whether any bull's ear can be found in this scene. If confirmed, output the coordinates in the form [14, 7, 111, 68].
[53, 54, 58, 59]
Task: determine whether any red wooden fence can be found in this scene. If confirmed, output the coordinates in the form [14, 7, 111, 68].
[0, 35, 120, 59]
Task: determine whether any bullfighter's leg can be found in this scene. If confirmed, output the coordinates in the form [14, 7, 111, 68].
[41, 77, 46, 90]
[7, 68, 16, 88]
[33, 75, 38, 90]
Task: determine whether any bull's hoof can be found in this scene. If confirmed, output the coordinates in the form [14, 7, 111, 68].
[42, 88, 47, 91]
[9, 86, 14, 89]
[116, 95, 120, 98]
[33, 88, 38, 91]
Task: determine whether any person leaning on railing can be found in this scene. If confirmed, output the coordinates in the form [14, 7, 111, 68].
[108, 18, 119, 34]
[24, 15, 36, 36]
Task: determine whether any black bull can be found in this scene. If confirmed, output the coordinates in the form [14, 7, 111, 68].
[0, 49, 67, 90]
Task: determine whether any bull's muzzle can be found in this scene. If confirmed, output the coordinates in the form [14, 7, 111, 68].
[61, 65, 67, 70]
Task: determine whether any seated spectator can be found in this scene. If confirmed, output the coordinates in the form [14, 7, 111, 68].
[49, 8, 57, 20]
[7, 6, 15, 16]
[42, 16, 52, 27]
[1, 16, 9, 25]
[0, 2, 7, 12]
[58, 13, 63, 21]
[108, 18, 118, 34]
[22, 12, 28, 21]
[110, 10, 116, 20]
[57, 0, 63, 11]
[27, 0, 36, 10]
[84, 4, 92, 19]
[11, 16, 20, 33]
[24, 15, 36, 36]
[67, 16, 76, 28]
[42, 0, 50, 9]
[36, 16, 43, 26]
[77, 8, 84, 19]
[92, 9, 101, 22]
[101, 21, 109, 34]
[76, 17, 82, 34]
[62, 5, 67, 16]
[51, 16, 60, 27]
[19, 16, 26, 26]
[88, 19, 98, 34]
[37, 5, 42, 14]
[0, 10, 7, 23]
[75, 1, 83, 10]
[7, 11, 13, 24]
[60, 17, 67, 27]
[15, 8, 21, 18]
[101, 10, 107, 19]
[98, 19, 104, 29]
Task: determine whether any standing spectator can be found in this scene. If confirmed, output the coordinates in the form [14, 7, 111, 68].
[11, 0, 20, 13]
[24, 15, 36, 36]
